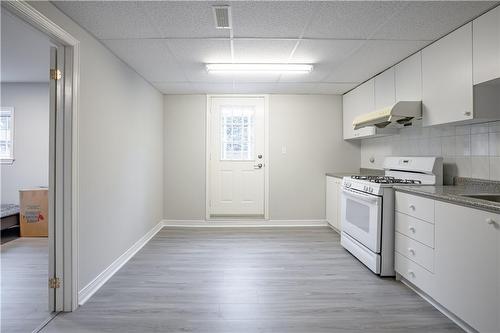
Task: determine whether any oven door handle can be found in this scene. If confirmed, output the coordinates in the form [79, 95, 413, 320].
[342, 187, 381, 204]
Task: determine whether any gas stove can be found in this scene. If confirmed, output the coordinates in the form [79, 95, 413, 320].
[340, 157, 443, 276]
[351, 175, 422, 184]
[343, 157, 443, 195]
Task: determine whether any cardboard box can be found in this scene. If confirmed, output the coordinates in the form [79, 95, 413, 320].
[19, 188, 48, 237]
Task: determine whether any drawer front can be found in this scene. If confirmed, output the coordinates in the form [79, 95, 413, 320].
[395, 232, 434, 272]
[396, 212, 435, 248]
[395, 252, 435, 294]
[395, 192, 434, 223]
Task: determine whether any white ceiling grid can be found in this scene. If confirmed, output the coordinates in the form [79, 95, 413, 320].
[52, 1, 498, 94]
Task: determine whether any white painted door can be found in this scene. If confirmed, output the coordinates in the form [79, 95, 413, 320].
[209, 97, 266, 217]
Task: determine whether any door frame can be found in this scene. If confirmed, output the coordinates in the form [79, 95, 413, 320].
[3, 1, 80, 312]
[205, 94, 270, 221]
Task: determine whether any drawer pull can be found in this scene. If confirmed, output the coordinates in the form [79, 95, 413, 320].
[408, 226, 416, 233]
[408, 248, 415, 255]
[408, 270, 416, 278]
[409, 204, 416, 210]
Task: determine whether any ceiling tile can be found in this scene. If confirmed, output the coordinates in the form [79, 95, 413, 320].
[231, 2, 319, 38]
[232, 83, 278, 94]
[139, 1, 230, 38]
[233, 39, 297, 62]
[190, 82, 236, 94]
[166, 39, 232, 82]
[280, 39, 365, 82]
[325, 40, 429, 83]
[304, 1, 408, 39]
[272, 83, 321, 94]
[153, 82, 193, 94]
[104, 39, 186, 82]
[372, 1, 498, 40]
[315, 83, 358, 95]
[52, 1, 158, 39]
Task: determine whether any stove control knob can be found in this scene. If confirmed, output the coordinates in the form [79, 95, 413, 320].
[369, 188, 373, 193]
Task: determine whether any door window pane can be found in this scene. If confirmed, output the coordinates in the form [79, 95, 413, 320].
[220, 105, 255, 160]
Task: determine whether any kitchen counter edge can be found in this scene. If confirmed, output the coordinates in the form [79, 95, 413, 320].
[394, 186, 500, 214]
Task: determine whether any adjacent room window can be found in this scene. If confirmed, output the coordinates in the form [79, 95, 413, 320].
[0, 107, 15, 163]
[220, 105, 255, 160]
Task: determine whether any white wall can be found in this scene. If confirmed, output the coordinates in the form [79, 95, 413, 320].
[0, 83, 49, 205]
[163, 94, 360, 221]
[360, 120, 500, 184]
[28, 2, 164, 291]
[269, 95, 360, 219]
[163, 95, 206, 220]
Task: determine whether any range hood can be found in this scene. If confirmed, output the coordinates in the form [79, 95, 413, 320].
[353, 101, 422, 130]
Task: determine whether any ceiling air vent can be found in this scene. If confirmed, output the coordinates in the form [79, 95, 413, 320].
[213, 5, 232, 29]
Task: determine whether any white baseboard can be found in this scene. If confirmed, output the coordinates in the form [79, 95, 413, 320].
[78, 220, 164, 306]
[399, 276, 477, 333]
[162, 219, 328, 227]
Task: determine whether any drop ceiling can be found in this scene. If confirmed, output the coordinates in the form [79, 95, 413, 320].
[52, 1, 499, 95]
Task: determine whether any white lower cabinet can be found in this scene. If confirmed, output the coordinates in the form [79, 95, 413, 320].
[326, 176, 342, 231]
[434, 201, 499, 333]
[395, 192, 500, 333]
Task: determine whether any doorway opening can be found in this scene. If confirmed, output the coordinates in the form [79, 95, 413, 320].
[1, 2, 79, 331]
[206, 95, 269, 220]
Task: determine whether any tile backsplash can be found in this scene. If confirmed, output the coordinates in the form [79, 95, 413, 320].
[361, 120, 500, 184]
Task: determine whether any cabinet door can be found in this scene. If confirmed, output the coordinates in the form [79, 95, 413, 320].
[473, 6, 500, 84]
[342, 90, 357, 140]
[375, 68, 395, 109]
[422, 23, 473, 126]
[343, 80, 376, 139]
[395, 52, 422, 101]
[326, 177, 336, 227]
[434, 201, 499, 332]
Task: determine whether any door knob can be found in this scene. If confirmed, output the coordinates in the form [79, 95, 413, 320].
[254, 163, 263, 169]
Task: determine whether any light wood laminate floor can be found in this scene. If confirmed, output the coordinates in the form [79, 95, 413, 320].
[42, 227, 462, 332]
[1, 237, 52, 333]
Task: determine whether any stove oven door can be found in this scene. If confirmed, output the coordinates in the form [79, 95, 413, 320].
[341, 186, 382, 253]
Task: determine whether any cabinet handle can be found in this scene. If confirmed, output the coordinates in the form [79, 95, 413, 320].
[408, 248, 415, 255]
[463, 111, 471, 117]
[408, 226, 416, 233]
[408, 270, 415, 278]
[409, 204, 416, 210]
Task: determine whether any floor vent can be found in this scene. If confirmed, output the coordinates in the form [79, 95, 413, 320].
[213, 6, 232, 29]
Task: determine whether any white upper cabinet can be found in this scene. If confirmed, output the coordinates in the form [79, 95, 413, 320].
[342, 79, 376, 140]
[374, 68, 395, 109]
[422, 23, 473, 126]
[395, 52, 422, 102]
[473, 5, 500, 84]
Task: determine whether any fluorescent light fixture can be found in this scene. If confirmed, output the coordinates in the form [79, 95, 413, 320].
[206, 63, 313, 74]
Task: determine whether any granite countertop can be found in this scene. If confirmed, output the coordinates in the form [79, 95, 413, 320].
[394, 178, 500, 214]
[326, 168, 384, 179]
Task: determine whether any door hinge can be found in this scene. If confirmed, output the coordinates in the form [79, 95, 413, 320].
[50, 69, 62, 80]
[49, 277, 61, 289]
